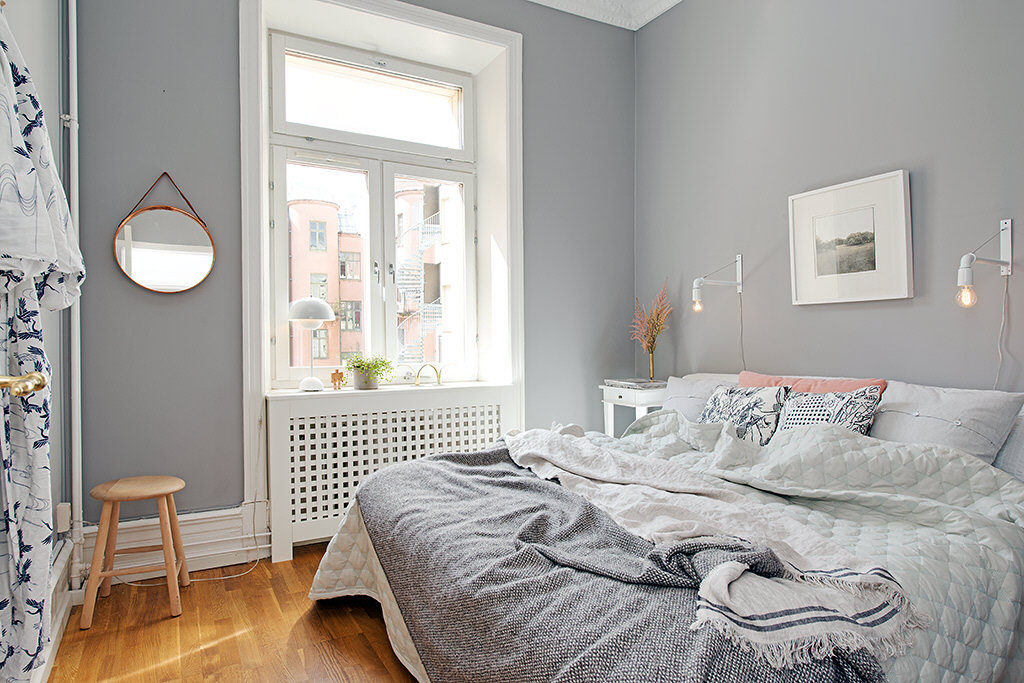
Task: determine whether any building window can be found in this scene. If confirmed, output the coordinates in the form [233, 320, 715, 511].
[339, 252, 361, 280]
[338, 300, 361, 331]
[310, 272, 328, 299]
[309, 220, 327, 251]
[311, 329, 329, 359]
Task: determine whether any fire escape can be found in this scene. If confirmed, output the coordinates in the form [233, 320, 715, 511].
[396, 211, 443, 362]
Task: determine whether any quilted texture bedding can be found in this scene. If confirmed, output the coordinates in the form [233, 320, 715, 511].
[311, 411, 1024, 682]
[608, 411, 1024, 682]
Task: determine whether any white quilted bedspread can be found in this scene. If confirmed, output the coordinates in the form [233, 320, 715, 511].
[591, 412, 1024, 682]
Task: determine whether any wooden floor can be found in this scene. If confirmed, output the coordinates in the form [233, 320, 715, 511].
[50, 543, 416, 682]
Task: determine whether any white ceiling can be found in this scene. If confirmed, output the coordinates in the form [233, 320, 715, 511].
[524, 0, 684, 30]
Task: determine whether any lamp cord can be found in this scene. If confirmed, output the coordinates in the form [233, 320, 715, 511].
[994, 274, 1010, 390]
[113, 412, 268, 588]
[738, 291, 747, 371]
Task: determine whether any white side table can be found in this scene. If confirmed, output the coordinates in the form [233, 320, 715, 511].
[600, 385, 667, 437]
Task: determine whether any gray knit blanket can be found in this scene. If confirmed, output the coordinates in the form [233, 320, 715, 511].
[356, 447, 885, 682]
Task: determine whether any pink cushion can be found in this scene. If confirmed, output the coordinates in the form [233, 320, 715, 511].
[738, 371, 887, 395]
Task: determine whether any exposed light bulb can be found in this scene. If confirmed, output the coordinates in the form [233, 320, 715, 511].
[692, 299, 703, 313]
[955, 285, 978, 309]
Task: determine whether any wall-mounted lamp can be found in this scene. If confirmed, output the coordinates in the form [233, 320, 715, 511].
[692, 254, 743, 312]
[956, 219, 1012, 309]
[691, 253, 746, 369]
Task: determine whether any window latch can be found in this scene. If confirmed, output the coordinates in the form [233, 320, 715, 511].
[373, 260, 381, 284]
[388, 263, 395, 284]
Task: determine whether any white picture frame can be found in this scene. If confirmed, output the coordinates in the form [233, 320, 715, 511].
[788, 170, 913, 305]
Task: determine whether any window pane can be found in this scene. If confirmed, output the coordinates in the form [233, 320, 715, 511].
[393, 175, 467, 367]
[310, 272, 328, 299]
[287, 161, 370, 369]
[312, 329, 329, 359]
[339, 252, 361, 280]
[309, 220, 327, 251]
[285, 51, 462, 149]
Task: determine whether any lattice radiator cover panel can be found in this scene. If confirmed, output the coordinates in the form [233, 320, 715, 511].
[289, 404, 502, 535]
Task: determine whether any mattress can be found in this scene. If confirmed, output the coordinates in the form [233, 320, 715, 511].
[308, 501, 430, 683]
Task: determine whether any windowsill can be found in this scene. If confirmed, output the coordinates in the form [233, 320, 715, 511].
[266, 380, 513, 401]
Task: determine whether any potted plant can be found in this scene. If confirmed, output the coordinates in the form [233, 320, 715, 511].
[345, 355, 394, 390]
[630, 282, 672, 381]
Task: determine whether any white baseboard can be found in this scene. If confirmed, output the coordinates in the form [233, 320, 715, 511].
[32, 541, 75, 683]
[74, 503, 270, 598]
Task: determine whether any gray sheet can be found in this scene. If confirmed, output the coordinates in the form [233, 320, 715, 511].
[357, 446, 885, 682]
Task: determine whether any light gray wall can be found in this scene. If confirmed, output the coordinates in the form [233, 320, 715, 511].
[405, 0, 637, 429]
[635, 0, 1024, 392]
[78, 0, 243, 521]
[78, 0, 635, 520]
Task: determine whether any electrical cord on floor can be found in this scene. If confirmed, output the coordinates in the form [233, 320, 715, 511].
[113, 412, 269, 588]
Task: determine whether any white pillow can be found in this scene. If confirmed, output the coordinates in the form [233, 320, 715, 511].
[663, 373, 739, 422]
[698, 385, 789, 446]
[992, 410, 1024, 479]
[777, 385, 883, 435]
[869, 381, 1024, 464]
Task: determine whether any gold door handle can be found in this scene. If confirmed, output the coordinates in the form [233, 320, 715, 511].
[0, 371, 47, 397]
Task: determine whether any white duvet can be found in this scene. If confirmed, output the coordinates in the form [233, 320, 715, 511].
[506, 412, 1024, 682]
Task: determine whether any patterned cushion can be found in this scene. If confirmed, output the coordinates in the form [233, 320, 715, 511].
[777, 385, 882, 436]
[698, 385, 789, 445]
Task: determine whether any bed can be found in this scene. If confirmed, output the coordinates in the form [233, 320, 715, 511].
[310, 374, 1024, 682]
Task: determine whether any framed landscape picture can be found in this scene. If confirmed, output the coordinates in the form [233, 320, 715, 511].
[788, 170, 912, 305]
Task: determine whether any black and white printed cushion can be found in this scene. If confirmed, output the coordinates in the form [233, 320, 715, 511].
[777, 385, 883, 435]
[698, 385, 790, 446]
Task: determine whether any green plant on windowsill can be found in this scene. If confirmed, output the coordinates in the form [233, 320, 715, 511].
[345, 354, 394, 390]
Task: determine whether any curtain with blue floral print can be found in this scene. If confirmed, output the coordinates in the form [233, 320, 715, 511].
[0, 9, 84, 680]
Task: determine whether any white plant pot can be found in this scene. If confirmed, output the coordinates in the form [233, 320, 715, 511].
[353, 371, 378, 390]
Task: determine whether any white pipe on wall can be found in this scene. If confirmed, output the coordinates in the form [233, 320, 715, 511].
[65, 0, 84, 589]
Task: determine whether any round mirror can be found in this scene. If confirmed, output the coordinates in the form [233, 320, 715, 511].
[114, 206, 214, 293]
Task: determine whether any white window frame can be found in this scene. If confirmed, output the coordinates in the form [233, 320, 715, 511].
[384, 162, 478, 380]
[270, 32, 476, 163]
[270, 146, 384, 385]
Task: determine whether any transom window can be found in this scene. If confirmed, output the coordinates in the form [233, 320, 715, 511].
[272, 33, 474, 161]
[270, 33, 477, 385]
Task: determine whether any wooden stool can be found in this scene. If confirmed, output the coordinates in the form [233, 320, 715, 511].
[80, 475, 190, 629]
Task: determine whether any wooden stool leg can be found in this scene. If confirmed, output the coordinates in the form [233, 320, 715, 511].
[99, 501, 120, 597]
[80, 502, 113, 629]
[166, 494, 189, 587]
[157, 496, 182, 617]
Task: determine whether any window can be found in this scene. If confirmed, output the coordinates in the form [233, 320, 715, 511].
[310, 273, 328, 299]
[338, 300, 361, 331]
[339, 251, 361, 280]
[309, 220, 327, 251]
[272, 34, 474, 161]
[271, 33, 478, 386]
[311, 329, 329, 359]
[391, 173, 469, 366]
